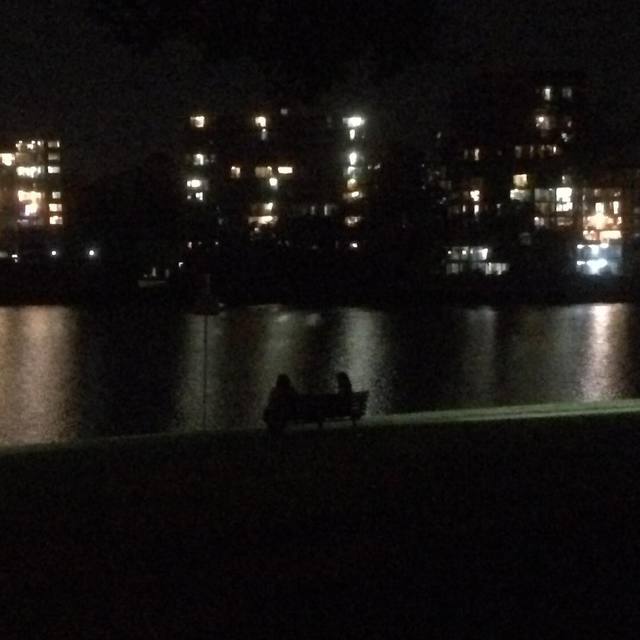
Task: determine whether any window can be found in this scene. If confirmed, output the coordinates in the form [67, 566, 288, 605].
[513, 174, 528, 188]
[195, 192, 204, 202]
[186, 178, 203, 189]
[48, 153, 60, 162]
[254, 115, 267, 128]
[47, 140, 61, 149]
[562, 86, 573, 100]
[190, 115, 206, 128]
[230, 166, 241, 179]
[193, 153, 206, 166]
[348, 151, 359, 166]
[613, 201, 620, 215]
[18, 166, 44, 177]
[473, 148, 481, 161]
[514, 146, 523, 159]
[47, 165, 61, 174]
[556, 187, 572, 212]
[542, 86, 553, 101]
[0, 153, 14, 166]
[269, 177, 278, 189]
[255, 166, 273, 178]
[52, 191, 62, 200]
[277, 166, 293, 175]
[470, 189, 480, 203]
[535, 113, 552, 130]
[49, 216, 63, 225]
[260, 128, 268, 141]
[49, 203, 63, 212]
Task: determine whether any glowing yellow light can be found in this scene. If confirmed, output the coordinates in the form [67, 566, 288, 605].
[18, 190, 42, 202]
[265, 202, 274, 212]
[48, 140, 60, 149]
[513, 174, 528, 188]
[187, 178, 202, 189]
[347, 178, 358, 190]
[269, 177, 278, 188]
[248, 215, 277, 226]
[17, 166, 43, 178]
[255, 166, 272, 178]
[52, 191, 61, 200]
[345, 116, 365, 128]
[470, 189, 480, 202]
[47, 166, 61, 174]
[349, 151, 358, 166]
[194, 153, 206, 166]
[277, 166, 293, 175]
[49, 203, 62, 212]
[255, 115, 267, 128]
[0, 153, 14, 166]
[349, 129, 356, 141]
[344, 215, 362, 227]
[230, 166, 241, 178]
[24, 203, 38, 215]
[190, 115, 206, 128]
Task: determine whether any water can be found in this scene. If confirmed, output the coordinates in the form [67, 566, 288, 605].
[1, 302, 640, 446]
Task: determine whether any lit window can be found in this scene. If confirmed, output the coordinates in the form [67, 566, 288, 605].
[195, 192, 204, 202]
[193, 153, 206, 166]
[24, 203, 38, 215]
[513, 174, 528, 188]
[543, 86, 552, 101]
[473, 204, 480, 215]
[0, 153, 14, 166]
[48, 153, 60, 162]
[349, 129, 356, 141]
[255, 166, 273, 178]
[230, 166, 241, 179]
[48, 140, 61, 149]
[255, 115, 267, 128]
[277, 166, 293, 175]
[17, 190, 41, 202]
[17, 166, 43, 178]
[556, 187, 572, 212]
[473, 148, 480, 161]
[269, 177, 278, 189]
[348, 151, 358, 166]
[595, 202, 605, 215]
[535, 113, 552, 130]
[49, 203, 63, 212]
[52, 191, 61, 200]
[510, 189, 531, 202]
[344, 215, 362, 227]
[562, 86, 573, 99]
[470, 189, 480, 202]
[344, 115, 365, 128]
[49, 216, 63, 226]
[514, 146, 523, 159]
[186, 178, 202, 189]
[347, 178, 358, 191]
[190, 115, 206, 128]
[613, 201, 620, 215]
[47, 165, 61, 174]
[260, 128, 268, 141]
[344, 190, 362, 200]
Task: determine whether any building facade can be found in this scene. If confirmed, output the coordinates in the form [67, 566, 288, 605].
[183, 108, 373, 250]
[443, 71, 640, 277]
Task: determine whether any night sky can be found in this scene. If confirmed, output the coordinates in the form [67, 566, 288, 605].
[2, 1, 640, 184]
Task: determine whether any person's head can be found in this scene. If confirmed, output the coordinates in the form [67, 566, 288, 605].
[276, 374, 292, 390]
[337, 371, 352, 391]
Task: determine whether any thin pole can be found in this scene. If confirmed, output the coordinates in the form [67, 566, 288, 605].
[201, 273, 211, 430]
[202, 312, 208, 430]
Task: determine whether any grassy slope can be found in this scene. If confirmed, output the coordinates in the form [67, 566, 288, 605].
[1, 415, 640, 637]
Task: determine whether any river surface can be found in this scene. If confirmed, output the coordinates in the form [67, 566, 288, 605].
[1, 302, 639, 446]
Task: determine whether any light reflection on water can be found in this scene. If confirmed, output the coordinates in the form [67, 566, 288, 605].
[1, 302, 640, 445]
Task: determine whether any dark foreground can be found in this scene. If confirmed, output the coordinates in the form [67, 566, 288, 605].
[2, 416, 640, 637]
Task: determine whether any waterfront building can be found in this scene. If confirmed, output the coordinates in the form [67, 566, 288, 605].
[442, 71, 640, 277]
[182, 108, 373, 251]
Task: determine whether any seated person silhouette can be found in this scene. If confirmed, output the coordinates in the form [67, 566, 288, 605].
[264, 374, 297, 432]
[336, 371, 353, 414]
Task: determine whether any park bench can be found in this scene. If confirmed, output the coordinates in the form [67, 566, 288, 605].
[263, 390, 369, 433]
